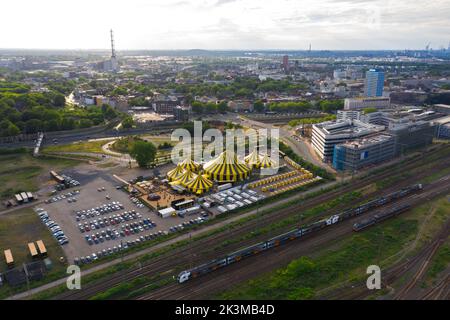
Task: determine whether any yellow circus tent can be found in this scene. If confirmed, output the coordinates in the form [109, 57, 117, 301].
[204, 151, 251, 182]
[167, 165, 185, 181]
[186, 174, 213, 195]
[176, 169, 197, 186]
[260, 153, 276, 169]
[177, 157, 200, 172]
[244, 148, 261, 168]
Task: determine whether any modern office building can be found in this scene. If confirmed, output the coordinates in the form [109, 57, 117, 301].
[433, 115, 450, 139]
[344, 97, 391, 110]
[332, 133, 396, 171]
[282, 55, 289, 72]
[337, 110, 361, 121]
[311, 120, 385, 162]
[364, 69, 384, 97]
[433, 104, 450, 115]
[388, 121, 436, 154]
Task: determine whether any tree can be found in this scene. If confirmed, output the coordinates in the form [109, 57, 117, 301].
[122, 116, 134, 129]
[130, 140, 157, 167]
[253, 100, 265, 112]
[53, 94, 66, 107]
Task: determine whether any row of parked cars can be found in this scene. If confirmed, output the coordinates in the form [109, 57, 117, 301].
[47, 190, 81, 204]
[130, 197, 145, 209]
[35, 208, 69, 245]
[168, 215, 208, 233]
[74, 201, 124, 221]
[77, 210, 143, 233]
[84, 218, 157, 245]
[75, 231, 170, 266]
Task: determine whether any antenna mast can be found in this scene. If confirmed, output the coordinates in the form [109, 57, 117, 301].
[110, 29, 116, 58]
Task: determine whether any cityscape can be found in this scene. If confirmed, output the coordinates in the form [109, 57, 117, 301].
[0, 0, 449, 311]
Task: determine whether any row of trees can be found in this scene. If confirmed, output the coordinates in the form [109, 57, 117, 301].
[191, 101, 228, 114]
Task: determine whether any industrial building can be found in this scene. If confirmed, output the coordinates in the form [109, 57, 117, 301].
[332, 134, 396, 171]
[311, 120, 385, 162]
[344, 97, 391, 110]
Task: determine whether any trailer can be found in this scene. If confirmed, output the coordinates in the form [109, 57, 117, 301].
[36, 240, 47, 257]
[15, 194, 23, 203]
[4, 249, 14, 268]
[28, 242, 39, 259]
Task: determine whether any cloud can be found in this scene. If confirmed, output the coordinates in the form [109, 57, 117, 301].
[0, 0, 448, 50]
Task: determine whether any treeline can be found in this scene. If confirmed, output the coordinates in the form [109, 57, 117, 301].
[0, 82, 119, 136]
[191, 101, 228, 114]
[267, 99, 344, 113]
[279, 141, 335, 180]
[288, 115, 337, 127]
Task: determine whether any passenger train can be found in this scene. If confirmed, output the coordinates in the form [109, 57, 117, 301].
[177, 184, 422, 283]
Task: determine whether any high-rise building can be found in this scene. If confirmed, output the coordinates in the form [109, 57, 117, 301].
[282, 55, 289, 72]
[364, 69, 384, 97]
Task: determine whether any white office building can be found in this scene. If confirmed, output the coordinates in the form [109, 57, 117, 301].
[344, 97, 391, 111]
[311, 120, 385, 162]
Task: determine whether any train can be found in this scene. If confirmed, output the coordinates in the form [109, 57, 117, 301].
[176, 184, 422, 283]
[352, 204, 411, 231]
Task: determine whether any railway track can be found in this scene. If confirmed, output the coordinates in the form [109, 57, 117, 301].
[420, 274, 450, 300]
[136, 177, 450, 300]
[55, 146, 450, 300]
[320, 219, 449, 300]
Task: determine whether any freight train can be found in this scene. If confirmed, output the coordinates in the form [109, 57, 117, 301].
[352, 204, 411, 231]
[177, 184, 422, 283]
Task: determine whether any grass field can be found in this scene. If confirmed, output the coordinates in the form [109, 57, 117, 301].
[41, 140, 112, 154]
[0, 207, 68, 299]
[219, 194, 450, 300]
[0, 153, 79, 200]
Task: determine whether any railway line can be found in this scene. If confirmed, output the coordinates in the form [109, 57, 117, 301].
[54, 146, 450, 300]
[420, 274, 450, 300]
[318, 219, 449, 300]
[136, 178, 450, 300]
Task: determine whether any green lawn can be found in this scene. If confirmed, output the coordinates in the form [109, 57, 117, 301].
[0, 153, 79, 200]
[41, 139, 111, 154]
[0, 207, 68, 299]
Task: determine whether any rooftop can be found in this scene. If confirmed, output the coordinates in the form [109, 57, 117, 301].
[341, 133, 394, 149]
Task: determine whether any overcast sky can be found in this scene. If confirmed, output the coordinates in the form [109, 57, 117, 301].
[2, 0, 449, 50]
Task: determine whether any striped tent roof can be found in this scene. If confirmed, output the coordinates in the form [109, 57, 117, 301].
[176, 169, 198, 186]
[244, 148, 262, 168]
[186, 174, 213, 195]
[167, 165, 185, 181]
[177, 157, 200, 172]
[260, 153, 276, 169]
[204, 151, 251, 182]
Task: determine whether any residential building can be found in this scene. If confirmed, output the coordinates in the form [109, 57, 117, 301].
[174, 106, 190, 122]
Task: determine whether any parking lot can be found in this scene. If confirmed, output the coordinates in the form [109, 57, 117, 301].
[36, 174, 209, 263]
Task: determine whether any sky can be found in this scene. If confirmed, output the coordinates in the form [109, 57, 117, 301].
[1, 0, 450, 50]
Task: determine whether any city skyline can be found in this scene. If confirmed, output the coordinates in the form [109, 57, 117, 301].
[1, 0, 450, 51]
